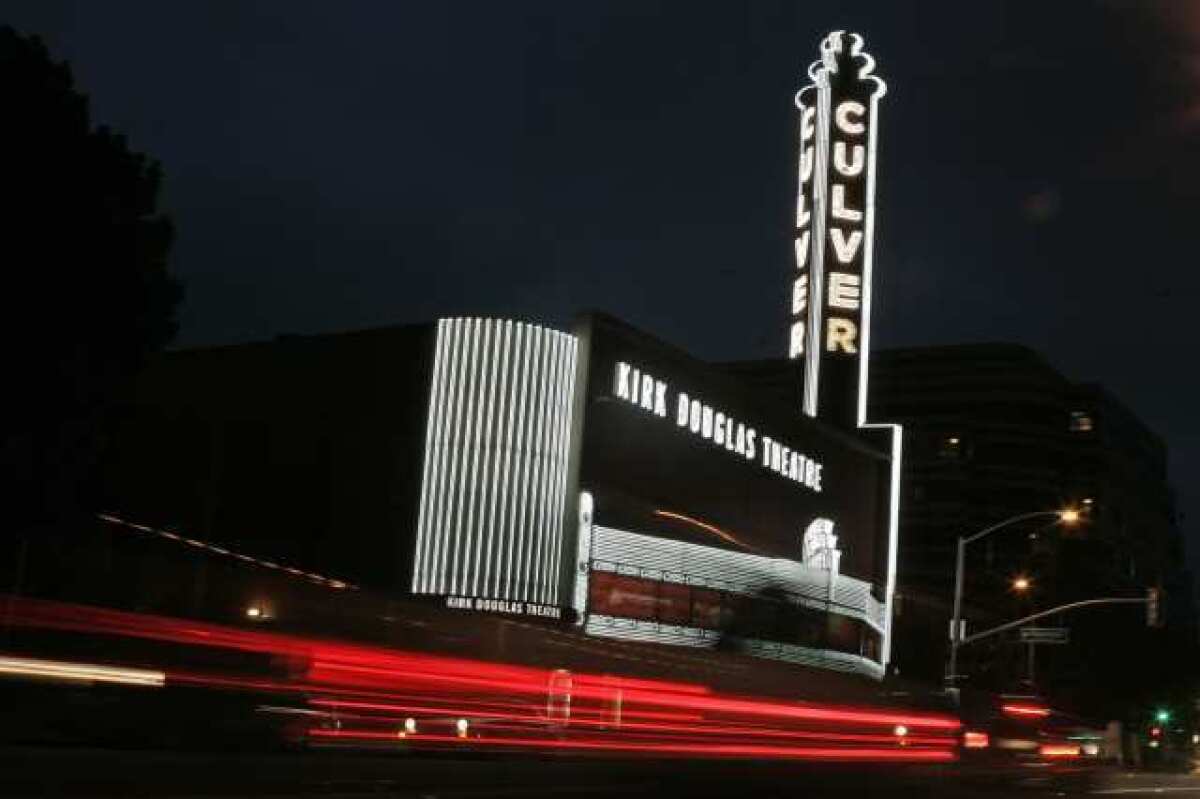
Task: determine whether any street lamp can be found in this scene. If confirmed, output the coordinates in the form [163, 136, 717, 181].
[1012, 576, 1031, 592]
[947, 509, 1081, 687]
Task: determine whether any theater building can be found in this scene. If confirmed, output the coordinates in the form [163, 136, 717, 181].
[103, 32, 903, 680]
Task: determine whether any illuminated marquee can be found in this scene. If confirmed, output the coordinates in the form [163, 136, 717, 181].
[790, 31, 886, 423]
[612, 361, 823, 492]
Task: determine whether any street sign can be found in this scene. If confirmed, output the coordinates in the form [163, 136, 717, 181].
[1146, 588, 1163, 627]
[1019, 626, 1069, 644]
[948, 619, 966, 642]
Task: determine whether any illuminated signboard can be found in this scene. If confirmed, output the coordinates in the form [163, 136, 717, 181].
[574, 314, 890, 584]
[444, 596, 563, 619]
[612, 361, 824, 493]
[790, 31, 886, 426]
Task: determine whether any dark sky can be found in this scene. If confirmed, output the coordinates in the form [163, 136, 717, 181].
[8, 2, 1200, 542]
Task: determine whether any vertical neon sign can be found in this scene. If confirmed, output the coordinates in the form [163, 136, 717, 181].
[790, 32, 903, 668]
[791, 32, 886, 426]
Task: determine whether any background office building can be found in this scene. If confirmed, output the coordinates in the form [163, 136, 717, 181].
[729, 343, 1192, 711]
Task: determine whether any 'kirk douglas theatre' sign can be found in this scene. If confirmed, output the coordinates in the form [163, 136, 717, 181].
[790, 32, 885, 423]
[612, 361, 824, 493]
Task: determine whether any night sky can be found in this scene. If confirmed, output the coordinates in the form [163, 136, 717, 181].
[8, 2, 1200, 550]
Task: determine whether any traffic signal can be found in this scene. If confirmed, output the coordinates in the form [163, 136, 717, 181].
[1150, 726, 1162, 738]
[1147, 588, 1163, 628]
[1156, 709, 1172, 724]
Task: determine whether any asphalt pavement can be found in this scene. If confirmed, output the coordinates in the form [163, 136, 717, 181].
[1087, 770, 1200, 795]
[8, 745, 1197, 798]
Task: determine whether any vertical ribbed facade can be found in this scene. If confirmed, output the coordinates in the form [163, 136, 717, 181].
[412, 318, 578, 606]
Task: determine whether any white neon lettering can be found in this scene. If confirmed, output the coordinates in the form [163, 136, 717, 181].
[826, 317, 858, 353]
[794, 231, 810, 269]
[615, 362, 631, 400]
[792, 274, 809, 315]
[799, 145, 815, 182]
[833, 141, 864, 177]
[613, 361, 826, 492]
[789, 321, 805, 358]
[830, 228, 863, 263]
[828, 272, 861, 310]
[835, 100, 866, 135]
[801, 106, 815, 140]
[831, 184, 863, 222]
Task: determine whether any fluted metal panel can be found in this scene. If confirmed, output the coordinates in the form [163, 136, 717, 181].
[413, 318, 578, 606]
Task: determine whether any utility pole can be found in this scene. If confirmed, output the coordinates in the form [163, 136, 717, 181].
[947, 508, 1080, 686]
[958, 597, 1151, 650]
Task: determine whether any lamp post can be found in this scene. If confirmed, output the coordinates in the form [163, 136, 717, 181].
[947, 508, 1080, 688]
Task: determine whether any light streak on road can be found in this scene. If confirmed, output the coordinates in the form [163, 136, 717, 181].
[0, 654, 165, 687]
[0, 594, 961, 762]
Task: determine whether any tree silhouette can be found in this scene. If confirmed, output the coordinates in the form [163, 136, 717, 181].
[0, 26, 181, 535]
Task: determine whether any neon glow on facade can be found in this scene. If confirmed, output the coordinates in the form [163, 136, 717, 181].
[412, 318, 578, 607]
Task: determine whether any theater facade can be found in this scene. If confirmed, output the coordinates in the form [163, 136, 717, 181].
[104, 32, 900, 680]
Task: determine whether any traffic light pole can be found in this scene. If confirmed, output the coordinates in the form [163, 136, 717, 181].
[947, 510, 1070, 686]
[948, 535, 966, 687]
[957, 596, 1150, 649]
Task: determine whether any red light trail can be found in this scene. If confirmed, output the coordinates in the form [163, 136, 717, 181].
[962, 731, 990, 749]
[309, 727, 957, 761]
[1038, 744, 1080, 759]
[0, 595, 960, 763]
[1000, 704, 1051, 718]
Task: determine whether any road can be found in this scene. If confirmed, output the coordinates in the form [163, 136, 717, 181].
[6, 745, 1199, 798]
[1088, 770, 1200, 796]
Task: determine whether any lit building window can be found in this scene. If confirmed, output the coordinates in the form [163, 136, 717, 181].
[1069, 411, 1094, 432]
[938, 436, 962, 460]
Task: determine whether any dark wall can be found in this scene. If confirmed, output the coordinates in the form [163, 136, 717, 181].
[101, 324, 436, 594]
